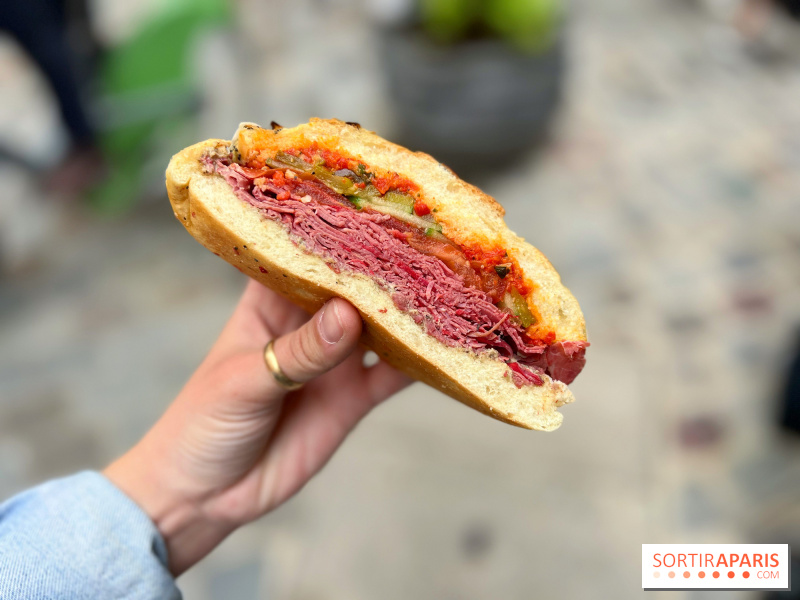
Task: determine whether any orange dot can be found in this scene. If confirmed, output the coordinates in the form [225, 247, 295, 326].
[743, 571, 750, 579]
[699, 571, 706, 578]
[683, 571, 691, 578]
[653, 572, 660, 579]
[728, 571, 735, 579]
[668, 571, 676, 579]
[713, 571, 720, 578]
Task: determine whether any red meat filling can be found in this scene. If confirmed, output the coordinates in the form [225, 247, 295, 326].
[204, 155, 587, 386]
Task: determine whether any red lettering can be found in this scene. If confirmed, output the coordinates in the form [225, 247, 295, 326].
[705, 554, 714, 567]
[770, 553, 779, 567]
[730, 554, 740, 567]
[664, 554, 675, 568]
[717, 555, 729, 568]
[740, 554, 752, 567]
[678, 554, 687, 567]
[653, 554, 662, 568]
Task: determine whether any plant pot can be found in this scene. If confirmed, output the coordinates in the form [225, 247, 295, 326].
[380, 30, 564, 174]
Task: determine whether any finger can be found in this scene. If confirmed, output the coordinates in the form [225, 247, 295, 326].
[275, 355, 410, 449]
[251, 355, 410, 510]
[272, 298, 362, 384]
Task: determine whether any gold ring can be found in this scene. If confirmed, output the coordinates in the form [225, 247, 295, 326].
[264, 339, 304, 391]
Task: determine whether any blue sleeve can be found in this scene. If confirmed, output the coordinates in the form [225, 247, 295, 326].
[0, 471, 181, 600]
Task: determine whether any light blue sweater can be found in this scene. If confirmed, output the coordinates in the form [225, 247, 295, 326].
[0, 472, 180, 599]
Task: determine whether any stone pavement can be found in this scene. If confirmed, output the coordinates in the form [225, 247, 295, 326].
[1, 0, 800, 598]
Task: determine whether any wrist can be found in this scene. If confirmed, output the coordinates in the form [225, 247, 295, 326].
[104, 441, 236, 575]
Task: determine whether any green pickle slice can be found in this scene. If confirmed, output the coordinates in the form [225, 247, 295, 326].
[501, 288, 536, 328]
[269, 152, 442, 232]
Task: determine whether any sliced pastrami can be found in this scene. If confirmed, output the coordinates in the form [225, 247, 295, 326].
[206, 156, 587, 386]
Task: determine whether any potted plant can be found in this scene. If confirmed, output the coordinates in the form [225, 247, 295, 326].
[380, 0, 564, 174]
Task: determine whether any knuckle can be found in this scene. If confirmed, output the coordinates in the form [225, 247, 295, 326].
[286, 324, 324, 377]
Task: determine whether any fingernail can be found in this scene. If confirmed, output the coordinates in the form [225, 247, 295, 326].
[319, 300, 344, 345]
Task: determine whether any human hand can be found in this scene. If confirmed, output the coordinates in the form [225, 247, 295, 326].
[104, 280, 410, 574]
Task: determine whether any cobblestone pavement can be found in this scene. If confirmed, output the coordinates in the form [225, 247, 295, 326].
[1, 0, 800, 598]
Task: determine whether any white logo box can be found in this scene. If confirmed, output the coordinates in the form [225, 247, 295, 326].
[642, 544, 790, 590]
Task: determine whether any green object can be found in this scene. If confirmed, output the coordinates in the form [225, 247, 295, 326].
[494, 264, 510, 278]
[271, 153, 360, 196]
[346, 195, 366, 209]
[419, 0, 561, 52]
[420, 0, 479, 43]
[425, 226, 446, 237]
[90, 0, 231, 212]
[360, 199, 440, 230]
[101, 0, 229, 97]
[378, 191, 415, 214]
[309, 165, 360, 196]
[485, 0, 561, 52]
[501, 288, 536, 327]
[271, 152, 310, 171]
[355, 163, 372, 181]
[269, 152, 442, 230]
[350, 193, 441, 230]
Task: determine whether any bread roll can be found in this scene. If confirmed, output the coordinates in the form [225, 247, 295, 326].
[166, 119, 587, 431]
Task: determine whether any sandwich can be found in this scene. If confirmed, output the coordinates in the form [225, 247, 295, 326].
[166, 119, 587, 431]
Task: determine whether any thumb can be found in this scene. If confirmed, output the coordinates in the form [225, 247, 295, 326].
[271, 298, 363, 385]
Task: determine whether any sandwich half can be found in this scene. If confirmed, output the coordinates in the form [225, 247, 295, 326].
[166, 119, 587, 431]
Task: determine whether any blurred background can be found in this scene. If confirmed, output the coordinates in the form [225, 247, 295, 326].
[1, 0, 800, 597]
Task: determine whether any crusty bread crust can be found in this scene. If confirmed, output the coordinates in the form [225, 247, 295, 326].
[166, 125, 584, 431]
